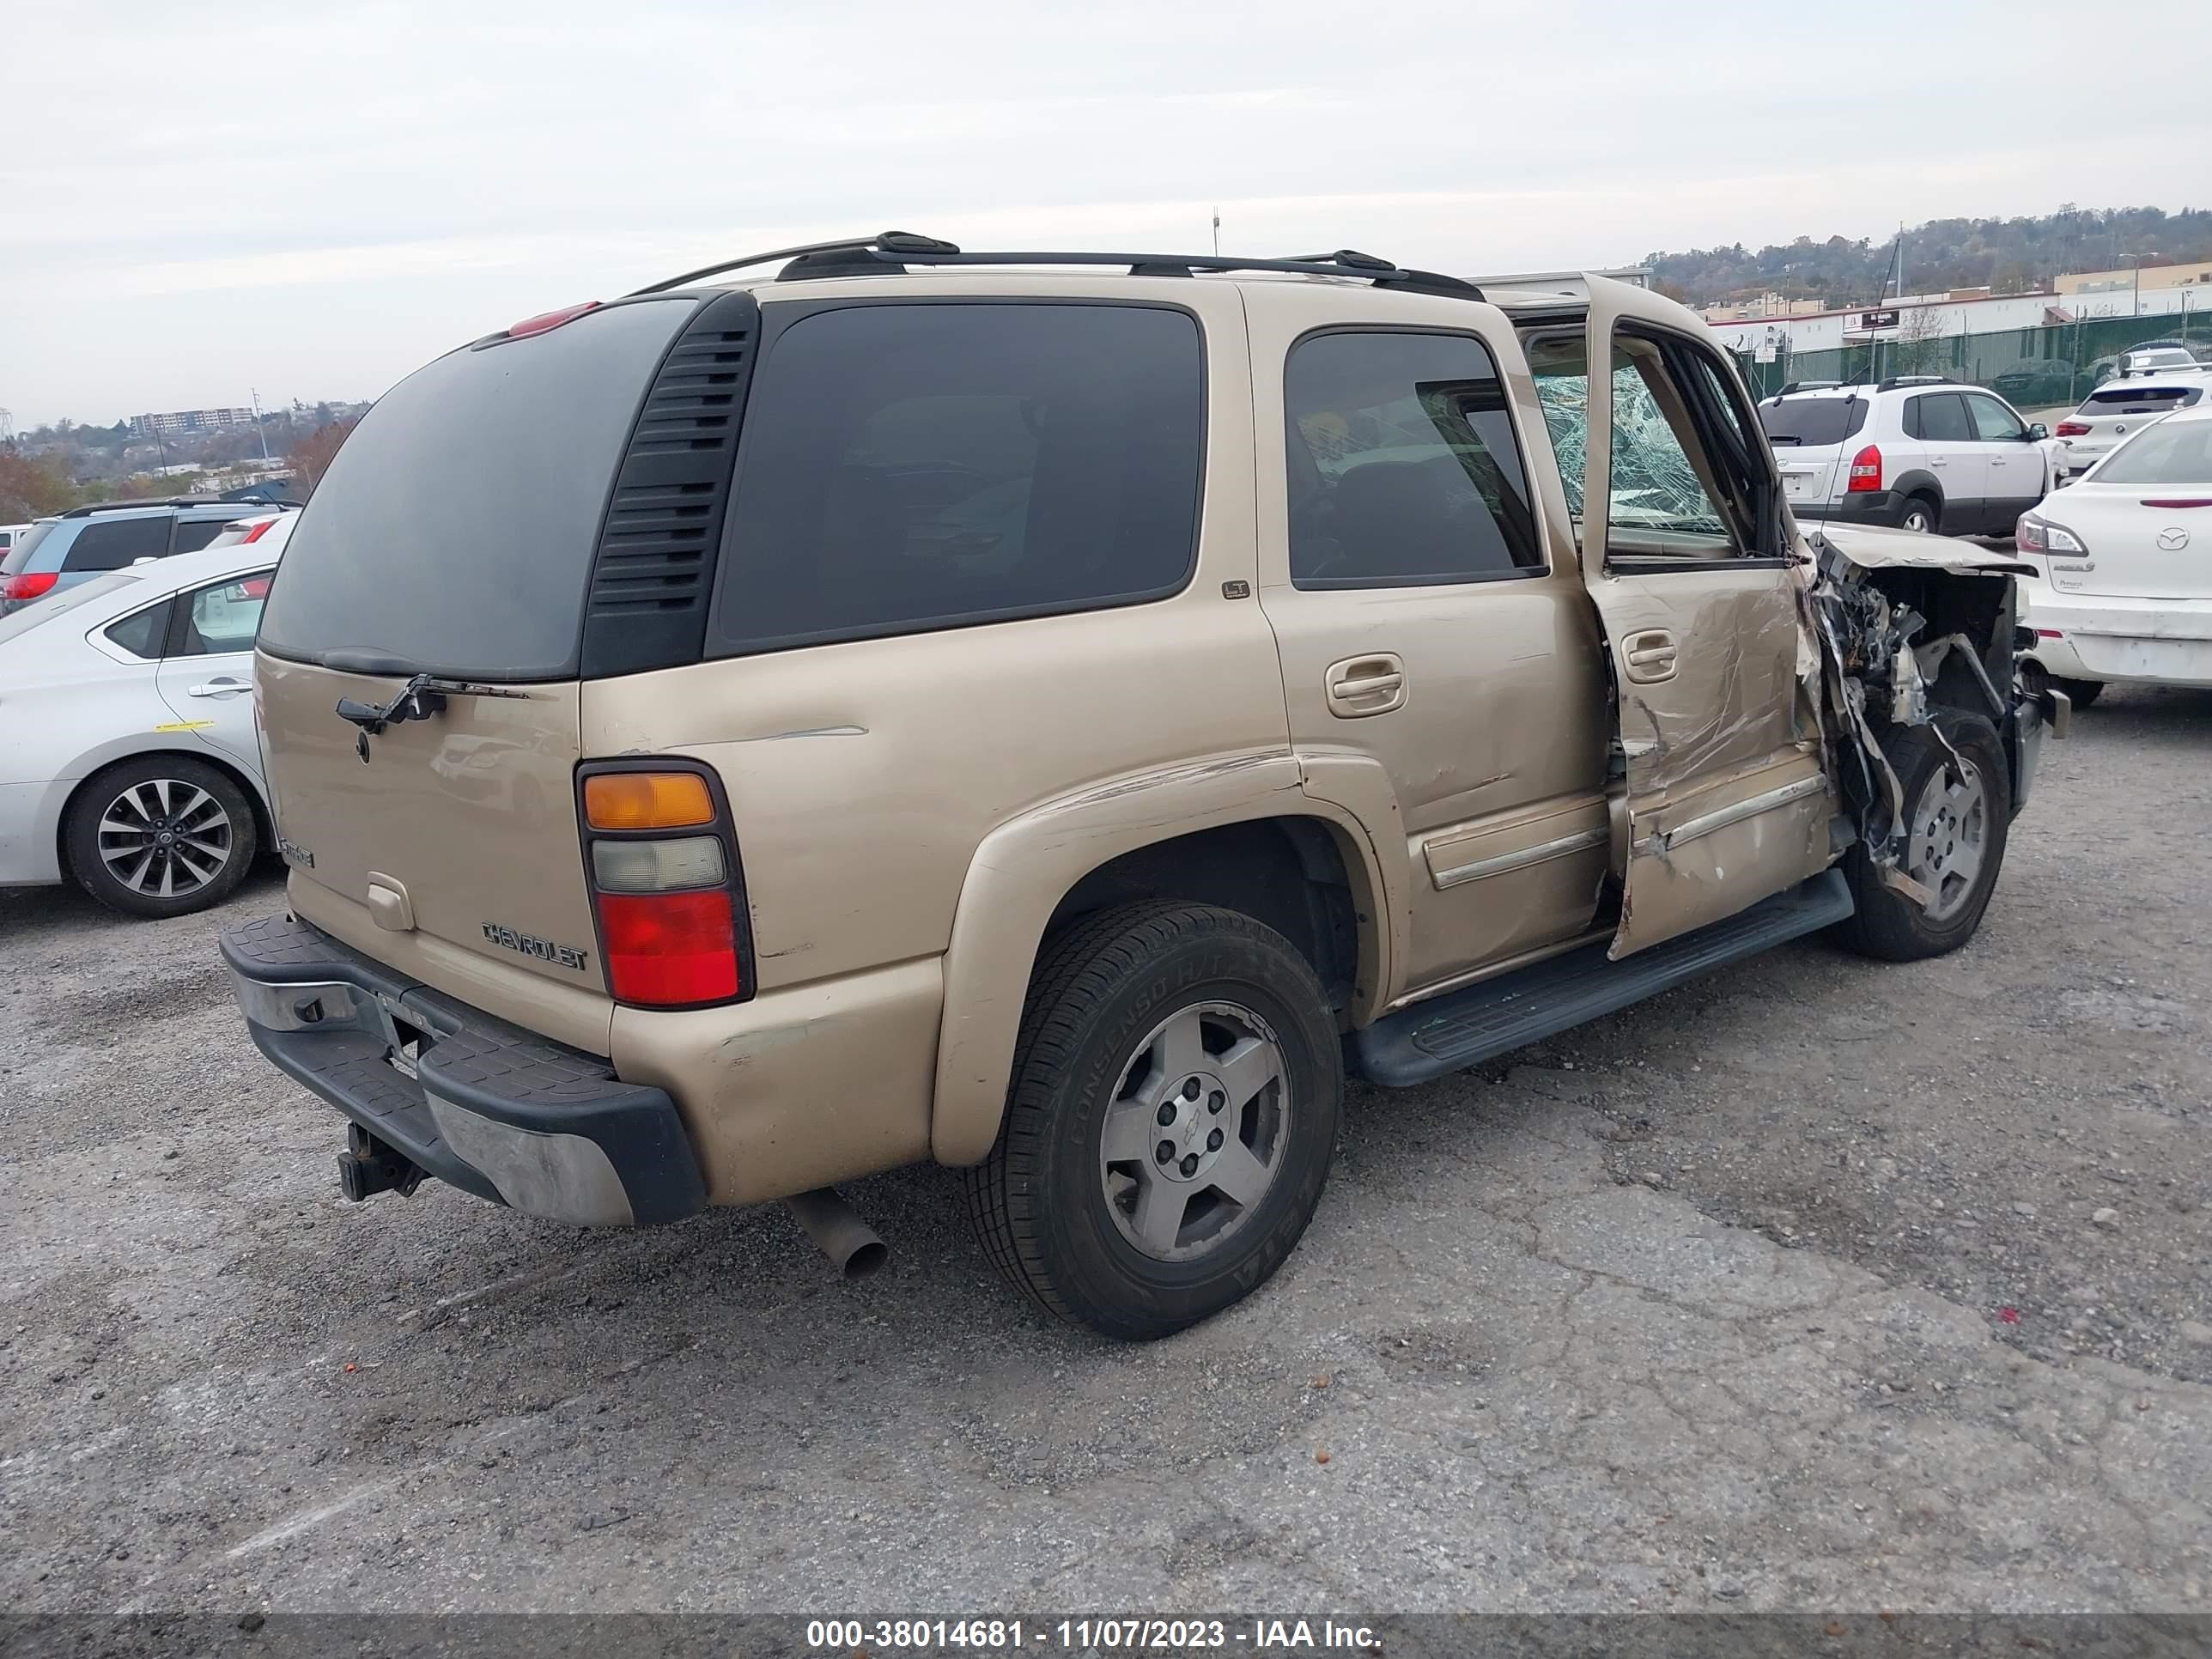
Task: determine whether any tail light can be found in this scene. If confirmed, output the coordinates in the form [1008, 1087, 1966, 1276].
[578, 763, 750, 1008]
[2141, 499, 2212, 509]
[2054, 422, 2091, 437]
[1846, 445, 1882, 493]
[2017, 515, 2086, 556]
[2, 571, 58, 603]
[239, 519, 277, 545]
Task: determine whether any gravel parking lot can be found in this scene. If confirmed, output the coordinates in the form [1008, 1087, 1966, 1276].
[4, 688, 2209, 1615]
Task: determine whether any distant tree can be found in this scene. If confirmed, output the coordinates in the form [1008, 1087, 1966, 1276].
[0, 451, 77, 520]
[289, 416, 360, 495]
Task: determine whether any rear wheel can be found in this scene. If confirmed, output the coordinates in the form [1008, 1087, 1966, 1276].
[65, 756, 258, 919]
[1898, 495, 1940, 535]
[1832, 711, 2008, 963]
[964, 902, 1342, 1340]
[2055, 677, 2104, 708]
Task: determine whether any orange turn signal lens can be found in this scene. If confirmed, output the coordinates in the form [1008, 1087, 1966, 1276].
[583, 771, 715, 831]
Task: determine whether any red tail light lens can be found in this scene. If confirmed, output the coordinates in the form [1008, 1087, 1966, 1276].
[1846, 445, 1883, 494]
[2141, 499, 2212, 509]
[2, 571, 58, 603]
[2054, 422, 2091, 437]
[240, 519, 276, 544]
[597, 890, 739, 1006]
[507, 301, 600, 338]
[578, 762, 750, 1009]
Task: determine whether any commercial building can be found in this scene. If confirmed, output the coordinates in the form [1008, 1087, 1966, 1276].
[131, 407, 257, 438]
[2057, 261, 2212, 296]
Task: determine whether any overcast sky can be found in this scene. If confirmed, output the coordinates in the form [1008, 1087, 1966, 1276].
[5, 0, 2208, 428]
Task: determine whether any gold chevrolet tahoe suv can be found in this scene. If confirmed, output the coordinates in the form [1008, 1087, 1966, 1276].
[222, 233, 2061, 1339]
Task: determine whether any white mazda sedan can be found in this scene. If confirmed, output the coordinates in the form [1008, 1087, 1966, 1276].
[2019, 404, 2212, 705]
[0, 514, 292, 916]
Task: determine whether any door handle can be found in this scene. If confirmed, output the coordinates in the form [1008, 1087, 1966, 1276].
[1324, 653, 1407, 717]
[1930, 458, 1948, 467]
[1623, 629, 1678, 684]
[187, 677, 250, 698]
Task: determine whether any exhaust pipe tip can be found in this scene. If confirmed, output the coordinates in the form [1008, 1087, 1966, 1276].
[784, 1187, 889, 1280]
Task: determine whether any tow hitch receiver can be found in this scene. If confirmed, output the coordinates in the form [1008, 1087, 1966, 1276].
[337, 1124, 425, 1202]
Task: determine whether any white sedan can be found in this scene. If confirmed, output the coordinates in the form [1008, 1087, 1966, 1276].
[2019, 404, 2212, 703]
[0, 514, 293, 916]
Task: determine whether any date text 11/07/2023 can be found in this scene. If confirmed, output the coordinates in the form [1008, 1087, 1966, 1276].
[805, 1620, 1381, 1652]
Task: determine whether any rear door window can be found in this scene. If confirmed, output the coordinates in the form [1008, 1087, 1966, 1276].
[105, 600, 173, 659]
[706, 301, 1204, 656]
[1284, 330, 1540, 586]
[63, 515, 170, 571]
[170, 519, 230, 555]
[175, 572, 275, 655]
[258, 295, 699, 680]
[1911, 393, 1974, 444]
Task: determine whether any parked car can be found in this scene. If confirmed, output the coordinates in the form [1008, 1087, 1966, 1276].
[2090, 340, 2212, 386]
[2019, 402, 2212, 704]
[0, 518, 293, 916]
[0, 524, 32, 565]
[0, 497, 294, 617]
[218, 237, 2056, 1339]
[2050, 368, 2209, 478]
[1759, 375, 2061, 534]
[1989, 358, 2079, 406]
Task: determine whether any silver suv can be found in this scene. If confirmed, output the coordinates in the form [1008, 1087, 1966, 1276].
[1759, 377, 2061, 536]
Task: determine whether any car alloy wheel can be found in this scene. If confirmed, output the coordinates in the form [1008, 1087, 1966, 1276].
[1097, 1000, 1291, 1261]
[95, 776, 235, 900]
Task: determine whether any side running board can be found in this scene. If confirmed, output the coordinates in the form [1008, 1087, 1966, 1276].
[1354, 869, 1855, 1087]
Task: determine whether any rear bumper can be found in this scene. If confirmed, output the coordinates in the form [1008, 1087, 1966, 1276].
[2021, 589, 2212, 688]
[222, 913, 706, 1225]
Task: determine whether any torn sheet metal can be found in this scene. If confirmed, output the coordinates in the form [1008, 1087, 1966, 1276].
[1818, 522, 2038, 579]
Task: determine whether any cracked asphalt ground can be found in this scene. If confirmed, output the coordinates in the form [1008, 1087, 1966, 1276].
[3, 687, 2208, 1615]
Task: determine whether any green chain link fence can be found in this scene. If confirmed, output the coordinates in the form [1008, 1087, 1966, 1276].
[1731, 311, 2212, 410]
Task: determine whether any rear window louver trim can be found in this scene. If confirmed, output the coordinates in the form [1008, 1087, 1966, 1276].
[580, 289, 763, 678]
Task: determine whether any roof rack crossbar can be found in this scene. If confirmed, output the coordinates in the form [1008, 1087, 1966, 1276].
[630, 233, 1484, 301]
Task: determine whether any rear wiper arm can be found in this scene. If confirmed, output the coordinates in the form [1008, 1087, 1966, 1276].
[332, 668, 530, 759]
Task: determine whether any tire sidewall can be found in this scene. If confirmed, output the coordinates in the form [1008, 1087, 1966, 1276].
[1019, 923, 1340, 1337]
[66, 757, 258, 919]
[1900, 499, 1937, 534]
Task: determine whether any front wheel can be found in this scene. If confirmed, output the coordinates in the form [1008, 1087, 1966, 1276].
[1832, 710, 2009, 963]
[963, 902, 1342, 1340]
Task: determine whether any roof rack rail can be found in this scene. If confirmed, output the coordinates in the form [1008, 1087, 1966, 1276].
[1774, 380, 1845, 396]
[629, 233, 1483, 301]
[1874, 374, 1956, 392]
[58, 496, 222, 518]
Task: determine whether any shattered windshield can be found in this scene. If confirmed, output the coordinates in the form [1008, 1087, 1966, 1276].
[1527, 339, 1729, 539]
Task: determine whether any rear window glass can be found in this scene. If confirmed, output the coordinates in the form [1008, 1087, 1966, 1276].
[259, 296, 697, 680]
[2091, 419, 2212, 485]
[1, 522, 54, 575]
[64, 515, 170, 570]
[705, 302, 1203, 656]
[1759, 398, 1868, 447]
[0, 573, 139, 645]
[2084, 387, 2201, 412]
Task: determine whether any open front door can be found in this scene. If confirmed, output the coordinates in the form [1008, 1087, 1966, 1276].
[1532, 278, 1834, 957]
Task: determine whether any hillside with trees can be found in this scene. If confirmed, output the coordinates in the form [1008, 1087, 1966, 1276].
[1648, 204, 2212, 309]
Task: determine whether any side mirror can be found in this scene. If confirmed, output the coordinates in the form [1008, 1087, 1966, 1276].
[2027, 423, 2050, 442]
